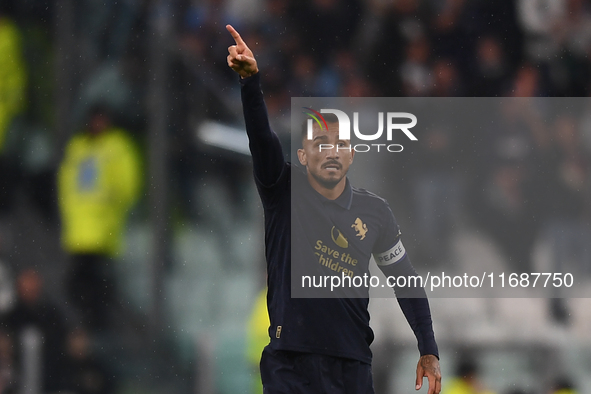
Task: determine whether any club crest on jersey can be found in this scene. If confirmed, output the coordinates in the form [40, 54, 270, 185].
[352, 218, 368, 240]
[331, 226, 349, 248]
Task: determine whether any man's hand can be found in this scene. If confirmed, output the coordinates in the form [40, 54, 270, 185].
[226, 24, 258, 78]
[415, 354, 441, 394]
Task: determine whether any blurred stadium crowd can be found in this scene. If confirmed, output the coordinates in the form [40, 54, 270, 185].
[0, 0, 590, 393]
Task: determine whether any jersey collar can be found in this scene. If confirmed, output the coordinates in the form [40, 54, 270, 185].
[317, 177, 353, 210]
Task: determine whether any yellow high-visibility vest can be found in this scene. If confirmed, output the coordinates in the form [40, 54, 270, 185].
[58, 128, 142, 255]
[246, 289, 270, 394]
[0, 17, 27, 153]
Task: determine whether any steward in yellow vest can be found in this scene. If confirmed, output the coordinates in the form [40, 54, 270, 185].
[58, 108, 142, 256]
[0, 16, 26, 154]
[58, 105, 142, 329]
[0, 16, 26, 213]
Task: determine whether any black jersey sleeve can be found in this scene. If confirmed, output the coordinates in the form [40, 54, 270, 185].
[372, 204, 439, 359]
[380, 256, 440, 359]
[240, 73, 285, 188]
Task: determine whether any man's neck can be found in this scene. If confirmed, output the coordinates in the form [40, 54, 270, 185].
[307, 173, 347, 200]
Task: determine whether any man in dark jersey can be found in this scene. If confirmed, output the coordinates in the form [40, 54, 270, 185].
[226, 25, 442, 394]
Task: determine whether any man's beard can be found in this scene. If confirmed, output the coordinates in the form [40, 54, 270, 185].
[310, 170, 346, 190]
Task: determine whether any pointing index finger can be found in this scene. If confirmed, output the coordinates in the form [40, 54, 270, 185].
[226, 24, 245, 46]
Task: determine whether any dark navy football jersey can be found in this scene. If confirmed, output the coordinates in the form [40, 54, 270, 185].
[257, 163, 408, 363]
[290, 164, 404, 299]
[240, 73, 438, 364]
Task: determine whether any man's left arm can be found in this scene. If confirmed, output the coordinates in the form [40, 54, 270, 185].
[375, 252, 442, 393]
[372, 206, 441, 393]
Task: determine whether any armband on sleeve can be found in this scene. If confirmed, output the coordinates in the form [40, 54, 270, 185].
[373, 239, 406, 267]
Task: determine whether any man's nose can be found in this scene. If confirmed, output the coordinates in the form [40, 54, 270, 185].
[326, 145, 339, 158]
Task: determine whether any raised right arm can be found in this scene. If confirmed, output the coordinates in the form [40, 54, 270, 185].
[227, 25, 284, 186]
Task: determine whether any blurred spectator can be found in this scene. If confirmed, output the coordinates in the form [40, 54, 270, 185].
[442, 357, 496, 394]
[400, 36, 434, 96]
[515, 0, 588, 95]
[478, 161, 540, 272]
[467, 1, 523, 66]
[0, 12, 26, 151]
[539, 115, 590, 276]
[364, 0, 424, 95]
[0, 260, 15, 392]
[0, 13, 27, 214]
[517, 0, 566, 63]
[58, 105, 143, 330]
[475, 68, 549, 272]
[432, 58, 464, 96]
[0, 1, 60, 224]
[510, 63, 546, 97]
[245, 288, 269, 394]
[468, 36, 511, 96]
[561, 0, 591, 57]
[551, 0, 591, 95]
[427, 0, 470, 61]
[62, 327, 114, 394]
[0, 329, 15, 393]
[410, 104, 462, 266]
[0, 260, 14, 314]
[0, 268, 68, 393]
[537, 114, 591, 323]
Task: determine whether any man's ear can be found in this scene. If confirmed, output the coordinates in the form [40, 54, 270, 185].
[350, 148, 355, 164]
[297, 148, 307, 166]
